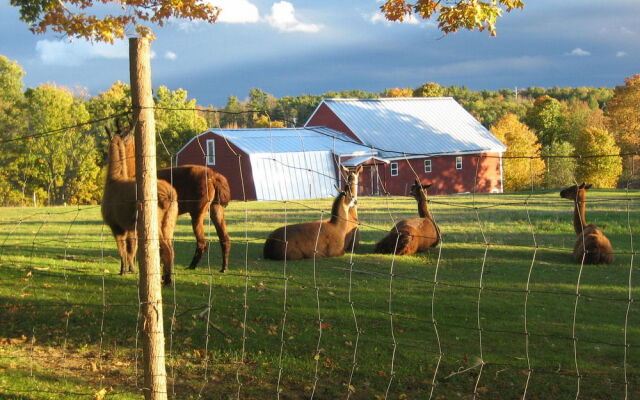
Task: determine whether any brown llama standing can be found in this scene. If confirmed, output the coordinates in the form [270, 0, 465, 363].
[101, 132, 178, 284]
[122, 137, 232, 272]
[263, 190, 357, 260]
[375, 179, 440, 255]
[343, 165, 363, 252]
[560, 183, 614, 264]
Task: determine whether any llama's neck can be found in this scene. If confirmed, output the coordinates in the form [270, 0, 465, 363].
[329, 194, 349, 226]
[417, 197, 432, 219]
[106, 139, 128, 181]
[573, 200, 588, 235]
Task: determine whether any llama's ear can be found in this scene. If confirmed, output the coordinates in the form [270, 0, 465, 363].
[104, 125, 113, 140]
[579, 182, 586, 188]
[355, 165, 363, 174]
[340, 165, 349, 173]
[414, 179, 421, 186]
[584, 183, 593, 190]
[422, 184, 432, 189]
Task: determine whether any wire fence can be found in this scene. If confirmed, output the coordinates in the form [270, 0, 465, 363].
[0, 108, 638, 399]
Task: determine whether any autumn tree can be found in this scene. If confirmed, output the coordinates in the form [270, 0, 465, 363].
[490, 113, 545, 191]
[220, 96, 246, 128]
[414, 82, 444, 97]
[382, 87, 414, 97]
[541, 141, 576, 189]
[380, 0, 524, 35]
[574, 127, 623, 188]
[606, 74, 640, 154]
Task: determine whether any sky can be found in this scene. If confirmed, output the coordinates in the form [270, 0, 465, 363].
[0, 0, 638, 106]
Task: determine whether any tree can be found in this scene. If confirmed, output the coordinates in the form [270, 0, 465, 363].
[380, 0, 524, 36]
[525, 95, 568, 148]
[541, 141, 576, 189]
[24, 84, 101, 204]
[490, 113, 545, 191]
[606, 74, 640, 154]
[154, 86, 207, 166]
[0, 55, 28, 204]
[10, 0, 219, 42]
[574, 127, 622, 188]
[220, 96, 246, 128]
[413, 82, 444, 97]
[382, 87, 414, 97]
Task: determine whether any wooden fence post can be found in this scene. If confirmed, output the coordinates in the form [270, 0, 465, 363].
[129, 37, 168, 400]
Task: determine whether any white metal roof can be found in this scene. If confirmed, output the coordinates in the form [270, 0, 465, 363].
[342, 155, 390, 167]
[206, 127, 375, 157]
[306, 97, 506, 158]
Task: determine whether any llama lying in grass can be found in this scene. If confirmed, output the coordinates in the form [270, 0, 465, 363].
[121, 136, 232, 272]
[375, 180, 440, 255]
[101, 131, 178, 284]
[560, 183, 613, 264]
[263, 190, 357, 260]
[343, 165, 363, 252]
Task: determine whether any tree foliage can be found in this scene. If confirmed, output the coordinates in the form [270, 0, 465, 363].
[490, 113, 545, 191]
[382, 87, 414, 97]
[574, 127, 622, 188]
[541, 141, 576, 190]
[525, 95, 568, 148]
[154, 86, 208, 166]
[10, 0, 220, 42]
[380, 0, 524, 36]
[413, 82, 444, 97]
[606, 74, 640, 154]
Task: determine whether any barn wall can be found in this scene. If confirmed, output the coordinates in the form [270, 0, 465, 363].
[373, 153, 502, 196]
[307, 103, 362, 143]
[177, 132, 257, 201]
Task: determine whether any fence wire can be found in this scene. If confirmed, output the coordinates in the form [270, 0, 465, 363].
[0, 108, 638, 400]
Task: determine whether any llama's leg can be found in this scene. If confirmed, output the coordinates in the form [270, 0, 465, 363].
[187, 207, 208, 270]
[159, 205, 177, 285]
[113, 233, 128, 275]
[211, 203, 231, 272]
[125, 231, 137, 273]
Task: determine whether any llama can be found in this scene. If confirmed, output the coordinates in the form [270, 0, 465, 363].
[374, 180, 440, 255]
[101, 131, 178, 284]
[560, 183, 614, 264]
[263, 190, 357, 260]
[343, 165, 363, 252]
[121, 136, 232, 272]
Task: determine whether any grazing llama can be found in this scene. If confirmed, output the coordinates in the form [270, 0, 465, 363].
[121, 137, 232, 272]
[263, 190, 357, 260]
[101, 130, 178, 284]
[560, 183, 614, 264]
[375, 180, 440, 255]
[343, 165, 363, 252]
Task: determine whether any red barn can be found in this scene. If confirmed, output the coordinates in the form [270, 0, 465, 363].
[175, 127, 375, 201]
[305, 97, 506, 195]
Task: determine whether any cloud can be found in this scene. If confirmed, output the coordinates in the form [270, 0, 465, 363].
[175, 0, 259, 31]
[35, 39, 127, 66]
[265, 1, 322, 33]
[616, 51, 627, 58]
[164, 51, 177, 61]
[211, 0, 260, 23]
[565, 48, 591, 57]
[367, 12, 422, 25]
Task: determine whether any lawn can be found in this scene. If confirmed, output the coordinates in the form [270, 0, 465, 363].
[0, 189, 639, 399]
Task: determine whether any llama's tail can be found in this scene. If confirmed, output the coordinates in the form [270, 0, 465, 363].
[374, 231, 411, 254]
[209, 171, 231, 207]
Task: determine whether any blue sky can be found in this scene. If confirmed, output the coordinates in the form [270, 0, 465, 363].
[1, 0, 638, 106]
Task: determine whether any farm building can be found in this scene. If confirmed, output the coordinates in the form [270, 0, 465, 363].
[176, 127, 375, 201]
[305, 97, 507, 196]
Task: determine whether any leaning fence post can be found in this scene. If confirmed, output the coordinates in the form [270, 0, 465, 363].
[129, 37, 168, 400]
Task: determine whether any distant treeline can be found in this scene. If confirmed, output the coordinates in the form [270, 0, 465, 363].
[0, 54, 638, 205]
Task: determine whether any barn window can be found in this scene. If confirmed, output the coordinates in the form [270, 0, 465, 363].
[206, 139, 215, 165]
[456, 156, 462, 170]
[424, 159, 432, 173]
[390, 162, 399, 176]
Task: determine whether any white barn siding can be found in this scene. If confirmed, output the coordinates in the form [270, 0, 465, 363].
[250, 151, 338, 201]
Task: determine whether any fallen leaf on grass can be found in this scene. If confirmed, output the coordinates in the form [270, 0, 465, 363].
[347, 384, 356, 393]
[93, 387, 112, 400]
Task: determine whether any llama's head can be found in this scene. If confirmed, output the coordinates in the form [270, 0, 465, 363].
[560, 183, 592, 202]
[410, 179, 432, 201]
[341, 165, 363, 199]
[332, 190, 357, 220]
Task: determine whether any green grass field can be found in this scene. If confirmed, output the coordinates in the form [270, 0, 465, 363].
[0, 189, 639, 399]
